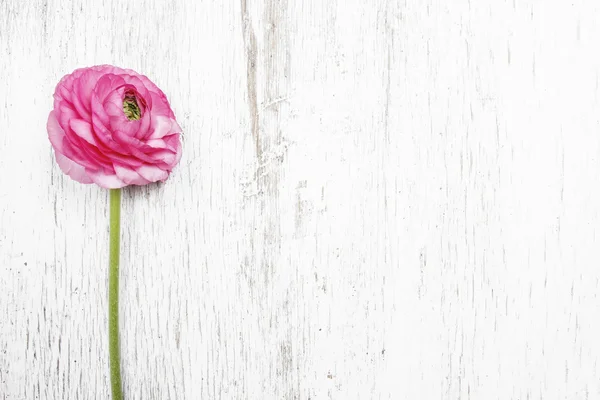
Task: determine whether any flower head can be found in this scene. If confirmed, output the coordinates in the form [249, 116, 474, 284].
[47, 65, 182, 188]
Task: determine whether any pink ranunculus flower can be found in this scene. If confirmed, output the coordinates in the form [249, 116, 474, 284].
[47, 65, 183, 188]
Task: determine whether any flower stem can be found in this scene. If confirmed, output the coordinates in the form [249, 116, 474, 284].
[109, 188, 123, 400]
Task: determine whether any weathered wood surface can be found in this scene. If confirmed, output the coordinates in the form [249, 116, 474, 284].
[2, 0, 600, 398]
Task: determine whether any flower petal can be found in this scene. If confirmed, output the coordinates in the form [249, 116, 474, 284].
[163, 134, 181, 152]
[147, 116, 182, 140]
[55, 152, 93, 184]
[134, 106, 151, 139]
[87, 169, 127, 189]
[70, 119, 97, 145]
[90, 99, 130, 154]
[111, 130, 157, 163]
[47, 111, 65, 154]
[114, 164, 149, 185]
[118, 75, 152, 108]
[147, 86, 175, 119]
[93, 73, 127, 102]
[136, 164, 168, 182]
[72, 69, 104, 119]
[61, 138, 100, 170]
[172, 139, 183, 166]
[150, 149, 177, 165]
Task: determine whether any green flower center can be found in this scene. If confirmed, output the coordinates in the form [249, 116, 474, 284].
[123, 92, 141, 121]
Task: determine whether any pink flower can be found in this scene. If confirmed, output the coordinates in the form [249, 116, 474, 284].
[47, 65, 182, 188]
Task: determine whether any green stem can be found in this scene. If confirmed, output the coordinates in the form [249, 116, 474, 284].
[109, 188, 123, 400]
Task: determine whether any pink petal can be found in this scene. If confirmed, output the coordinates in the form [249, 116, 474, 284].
[106, 152, 144, 168]
[47, 111, 65, 154]
[61, 138, 98, 170]
[91, 64, 132, 76]
[103, 92, 126, 119]
[145, 139, 169, 149]
[172, 140, 183, 166]
[103, 84, 149, 138]
[134, 107, 151, 139]
[110, 130, 156, 163]
[70, 119, 97, 145]
[73, 69, 104, 118]
[147, 116, 181, 140]
[137, 75, 165, 98]
[70, 83, 91, 121]
[87, 169, 127, 189]
[149, 149, 177, 165]
[57, 102, 79, 137]
[136, 164, 168, 182]
[54, 72, 78, 103]
[163, 134, 181, 152]
[109, 114, 141, 138]
[90, 91, 111, 127]
[114, 164, 149, 185]
[93, 74, 127, 102]
[55, 152, 93, 184]
[90, 102, 129, 154]
[148, 91, 175, 119]
[118, 75, 152, 107]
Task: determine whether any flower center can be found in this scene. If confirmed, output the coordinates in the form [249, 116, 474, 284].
[123, 91, 141, 121]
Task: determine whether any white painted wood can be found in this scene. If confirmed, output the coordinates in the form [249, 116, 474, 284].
[2, 0, 600, 398]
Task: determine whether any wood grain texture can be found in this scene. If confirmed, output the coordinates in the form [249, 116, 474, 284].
[2, 0, 600, 398]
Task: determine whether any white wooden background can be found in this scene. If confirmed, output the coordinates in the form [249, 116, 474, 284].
[2, 0, 600, 399]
